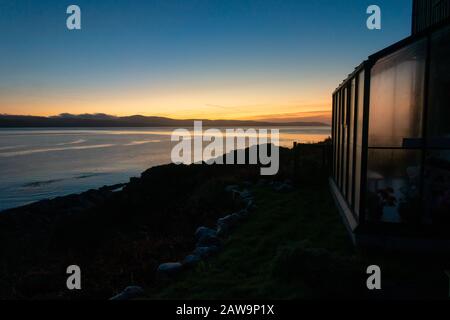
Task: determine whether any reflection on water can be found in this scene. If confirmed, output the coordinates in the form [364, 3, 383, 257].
[0, 126, 330, 211]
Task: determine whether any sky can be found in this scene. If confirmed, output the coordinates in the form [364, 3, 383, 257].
[0, 0, 412, 121]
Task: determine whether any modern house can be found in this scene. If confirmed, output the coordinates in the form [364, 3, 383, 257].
[330, 0, 450, 250]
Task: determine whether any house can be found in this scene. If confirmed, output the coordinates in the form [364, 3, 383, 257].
[330, 0, 450, 250]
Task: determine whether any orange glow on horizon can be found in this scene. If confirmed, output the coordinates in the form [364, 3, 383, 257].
[0, 85, 332, 122]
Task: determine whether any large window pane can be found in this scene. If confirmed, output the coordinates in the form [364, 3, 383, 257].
[347, 79, 356, 206]
[342, 88, 348, 195]
[427, 25, 450, 147]
[354, 71, 365, 217]
[368, 40, 426, 147]
[332, 94, 337, 180]
[366, 149, 422, 224]
[337, 91, 342, 187]
[423, 150, 450, 225]
[354, 145, 363, 217]
[356, 71, 364, 147]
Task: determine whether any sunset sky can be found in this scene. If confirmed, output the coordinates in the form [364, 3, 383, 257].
[0, 0, 412, 121]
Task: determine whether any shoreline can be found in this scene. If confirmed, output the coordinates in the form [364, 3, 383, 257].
[1, 142, 446, 300]
[0, 145, 288, 299]
[0, 127, 331, 212]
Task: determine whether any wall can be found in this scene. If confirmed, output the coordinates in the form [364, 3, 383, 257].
[412, 0, 450, 34]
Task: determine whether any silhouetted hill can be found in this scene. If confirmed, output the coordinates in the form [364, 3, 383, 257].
[0, 114, 328, 128]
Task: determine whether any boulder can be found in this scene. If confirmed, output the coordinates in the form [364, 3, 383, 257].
[216, 225, 227, 237]
[196, 234, 222, 248]
[217, 214, 240, 229]
[246, 199, 257, 212]
[274, 183, 294, 193]
[193, 246, 220, 259]
[225, 185, 239, 193]
[217, 214, 241, 236]
[156, 262, 183, 276]
[237, 209, 249, 218]
[239, 189, 253, 200]
[194, 226, 217, 240]
[182, 254, 202, 267]
[110, 286, 145, 300]
[231, 190, 241, 200]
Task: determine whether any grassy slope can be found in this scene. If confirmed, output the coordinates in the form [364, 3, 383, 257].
[151, 178, 450, 299]
[151, 180, 362, 299]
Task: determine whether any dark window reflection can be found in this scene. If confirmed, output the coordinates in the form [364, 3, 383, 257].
[428, 26, 450, 147]
[347, 79, 355, 207]
[424, 150, 450, 225]
[367, 149, 422, 224]
[354, 72, 364, 217]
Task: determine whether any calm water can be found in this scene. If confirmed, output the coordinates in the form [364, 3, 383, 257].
[0, 127, 330, 211]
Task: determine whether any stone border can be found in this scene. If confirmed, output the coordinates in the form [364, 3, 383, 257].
[110, 185, 256, 300]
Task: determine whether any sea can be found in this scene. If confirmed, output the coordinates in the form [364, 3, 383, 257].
[0, 126, 330, 211]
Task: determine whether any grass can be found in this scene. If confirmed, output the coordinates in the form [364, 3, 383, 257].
[150, 170, 450, 300]
[150, 178, 365, 299]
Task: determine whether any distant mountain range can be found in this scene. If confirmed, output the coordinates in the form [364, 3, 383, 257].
[0, 114, 329, 128]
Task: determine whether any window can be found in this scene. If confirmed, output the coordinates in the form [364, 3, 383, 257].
[337, 91, 342, 187]
[369, 40, 427, 148]
[354, 71, 365, 217]
[423, 150, 450, 225]
[347, 79, 356, 207]
[333, 94, 338, 180]
[366, 149, 422, 224]
[427, 25, 450, 147]
[342, 88, 348, 195]
[331, 94, 336, 179]
[424, 150, 450, 226]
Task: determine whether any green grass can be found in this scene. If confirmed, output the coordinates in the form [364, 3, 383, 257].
[150, 178, 450, 299]
[150, 180, 362, 299]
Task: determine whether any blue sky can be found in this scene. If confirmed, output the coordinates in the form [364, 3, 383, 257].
[0, 0, 413, 119]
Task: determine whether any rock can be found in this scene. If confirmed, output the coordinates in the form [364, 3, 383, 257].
[216, 214, 241, 236]
[225, 185, 239, 193]
[231, 190, 241, 200]
[195, 226, 217, 240]
[242, 197, 254, 206]
[110, 286, 145, 300]
[217, 214, 240, 229]
[156, 262, 183, 276]
[182, 254, 202, 267]
[239, 189, 253, 200]
[246, 200, 257, 211]
[274, 183, 294, 193]
[197, 234, 222, 248]
[231, 212, 242, 220]
[237, 209, 249, 218]
[216, 225, 227, 237]
[193, 246, 220, 258]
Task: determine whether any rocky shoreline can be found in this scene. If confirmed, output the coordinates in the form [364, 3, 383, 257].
[0, 146, 295, 299]
[0, 144, 305, 299]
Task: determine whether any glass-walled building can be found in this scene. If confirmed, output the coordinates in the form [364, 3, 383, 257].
[330, 20, 450, 249]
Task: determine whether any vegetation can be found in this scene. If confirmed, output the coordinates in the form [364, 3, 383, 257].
[1, 142, 449, 299]
[151, 145, 450, 300]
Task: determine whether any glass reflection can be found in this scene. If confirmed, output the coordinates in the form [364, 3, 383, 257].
[424, 150, 450, 225]
[367, 149, 422, 224]
[428, 26, 450, 147]
[369, 40, 426, 148]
